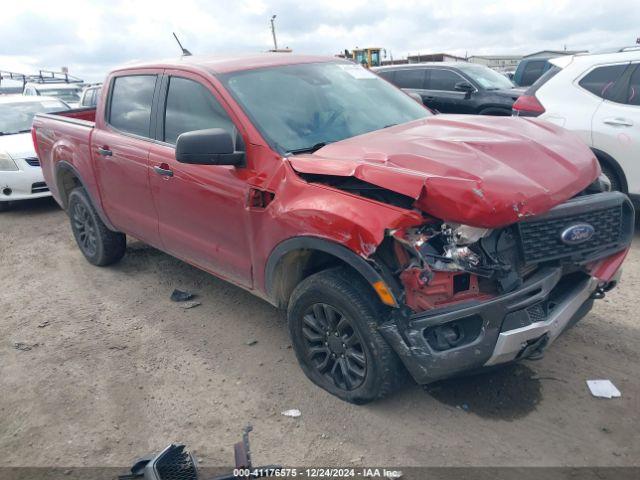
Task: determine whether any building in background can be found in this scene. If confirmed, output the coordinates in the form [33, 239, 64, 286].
[381, 53, 466, 66]
[468, 55, 522, 72]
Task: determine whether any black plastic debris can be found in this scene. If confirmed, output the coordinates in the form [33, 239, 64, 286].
[171, 289, 194, 302]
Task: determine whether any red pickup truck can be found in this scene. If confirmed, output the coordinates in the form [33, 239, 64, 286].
[32, 54, 634, 404]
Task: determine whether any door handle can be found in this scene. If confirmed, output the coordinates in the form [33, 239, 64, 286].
[97, 146, 112, 156]
[603, 117, 633, 127]
[153, 165, 173, 177]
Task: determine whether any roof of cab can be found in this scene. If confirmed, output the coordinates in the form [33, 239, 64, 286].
[111, 53, 345, 75]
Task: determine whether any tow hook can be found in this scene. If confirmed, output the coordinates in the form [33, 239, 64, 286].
[591, 287, 606, 300]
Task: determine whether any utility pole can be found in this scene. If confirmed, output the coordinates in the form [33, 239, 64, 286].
[270, 15, 278, 50]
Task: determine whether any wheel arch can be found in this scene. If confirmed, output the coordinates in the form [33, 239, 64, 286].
[55, 161, 118, 231]
[264, 236, 399, 310]
[591, 148, 628, 193]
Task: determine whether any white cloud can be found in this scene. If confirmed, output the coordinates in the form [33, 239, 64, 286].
[0, 0, 637, 82]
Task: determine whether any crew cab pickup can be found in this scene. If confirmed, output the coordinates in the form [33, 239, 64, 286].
[32, 54, 634, 404]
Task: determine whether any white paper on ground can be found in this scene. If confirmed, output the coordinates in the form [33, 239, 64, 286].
[281, 409, 301, 417]
[586, 379, 621, 398]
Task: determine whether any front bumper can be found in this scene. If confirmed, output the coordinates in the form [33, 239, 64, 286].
[379, 267, 604, 384]
[0, 160, 50, 202]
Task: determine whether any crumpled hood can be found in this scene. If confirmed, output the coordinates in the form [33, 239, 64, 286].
[288, 115, 600, 228]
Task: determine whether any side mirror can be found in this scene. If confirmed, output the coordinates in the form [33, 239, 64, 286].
[406, 91, 424, 104]
[454, 81, 475, 98]
[175, 128, 245, 166]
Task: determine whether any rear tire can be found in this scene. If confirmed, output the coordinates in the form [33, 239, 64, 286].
[287, 267, 405, 404]
[68, 187, 126, 266]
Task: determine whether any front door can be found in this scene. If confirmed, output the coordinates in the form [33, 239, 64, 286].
[424, 68, 475, 114]
[148, 72, 253, 286]
[92, 73, 161, 246]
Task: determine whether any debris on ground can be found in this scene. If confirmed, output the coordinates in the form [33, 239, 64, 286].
[180, 301, 201, 309]
[246, 339, 258, 346]
[587, 379, 621, 398]
[37, 321, 50, 328]
[108, 345, 128, 351]
[170, 289, 195, 302]
[281, 409, 301, 418]
[12, 341, 38, 351]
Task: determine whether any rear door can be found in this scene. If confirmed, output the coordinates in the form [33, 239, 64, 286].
[92, 72, 162, 246]
[148, 71, 253, 286]
[591, 62, 640, 194]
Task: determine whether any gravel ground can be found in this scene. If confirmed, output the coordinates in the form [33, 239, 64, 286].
[0, 197, 639, 468]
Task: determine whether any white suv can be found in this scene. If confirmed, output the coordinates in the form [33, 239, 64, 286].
[512, 48, 640, 206]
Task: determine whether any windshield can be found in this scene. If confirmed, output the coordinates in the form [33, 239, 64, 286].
[0, 99, 69, 135]
[457, 64, 515, 90]
[221, 62, 430, 153]
[38, 87, 81, 103]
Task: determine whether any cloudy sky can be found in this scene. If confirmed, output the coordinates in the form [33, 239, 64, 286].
[0, 0, 638, 82]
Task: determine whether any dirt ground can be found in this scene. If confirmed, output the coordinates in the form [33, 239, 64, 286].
[1, 197, 639, 468]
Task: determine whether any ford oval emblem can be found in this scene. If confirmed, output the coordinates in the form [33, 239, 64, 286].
[561, 223, 595, 245]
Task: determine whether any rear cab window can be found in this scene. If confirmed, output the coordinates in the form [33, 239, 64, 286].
[520, 60, 548, 86]
[107, 75, 158, 137]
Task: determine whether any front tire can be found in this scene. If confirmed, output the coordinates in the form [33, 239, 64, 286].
[68, 187, 126, 266]
[287, 267, 405, 404]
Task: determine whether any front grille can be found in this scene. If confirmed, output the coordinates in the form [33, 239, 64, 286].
[155, 445, 197, 480]
[31, 182, 49, 194]
[23, 157, 40, 167]
[516, 192, 633, 265]
[526, 302, 547, 323]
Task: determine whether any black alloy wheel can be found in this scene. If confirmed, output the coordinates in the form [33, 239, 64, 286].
[301, 303, 367, 390]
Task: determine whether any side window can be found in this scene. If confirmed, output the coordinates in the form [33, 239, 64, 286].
[521, 60, 547, 86]
[429, 69, 463, 91]
[624, 64, 640, 106]
[578, 64, 628, 100]
[108, 75, 157, 138]
[394, 69, 425, 89]
[88, 89, 97, 107]
[377, 70, 395, 82]
[163, 76, 236, 145]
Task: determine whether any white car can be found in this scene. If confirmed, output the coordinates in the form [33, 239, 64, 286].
[512, 48, 640, 206]
[78, 83, 102, 108]
[0, 96, 69, 211]
[23, 82, 83, 108]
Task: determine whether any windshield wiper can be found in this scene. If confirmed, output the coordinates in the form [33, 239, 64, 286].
[287, 142, 330, 155]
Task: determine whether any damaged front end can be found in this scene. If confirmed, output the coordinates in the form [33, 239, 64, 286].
[368, 191, 635, 385]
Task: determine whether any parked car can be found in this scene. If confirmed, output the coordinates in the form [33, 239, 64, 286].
[512, 57, 556, 87]
[79, 84, 102, 108]
[24, 82, 83, 108]
[374, 62, 524, 115]
[0, 96, 69, 210]
[33, 54, 633, 404]
[512, 49, 640, 206]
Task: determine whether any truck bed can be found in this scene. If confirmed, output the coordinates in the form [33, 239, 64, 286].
[47, 106, 96, 124]
[32, 107, 98, 209]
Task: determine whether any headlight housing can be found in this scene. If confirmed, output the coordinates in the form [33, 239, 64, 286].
[0, 152, 18, 172]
